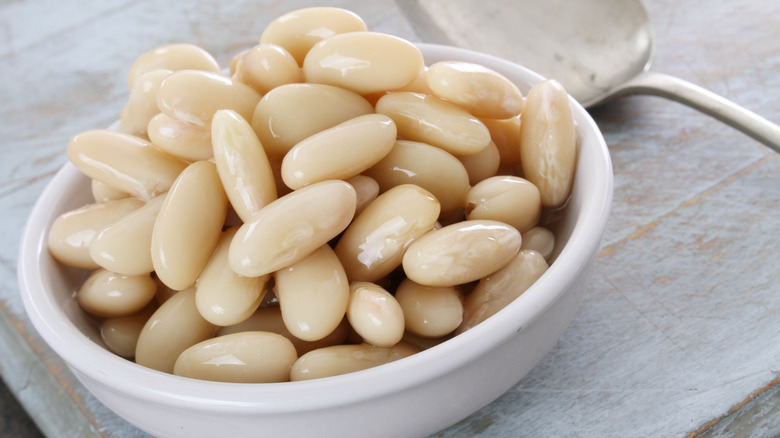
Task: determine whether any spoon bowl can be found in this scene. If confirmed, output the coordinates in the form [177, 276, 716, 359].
[399, 0, 780, 151]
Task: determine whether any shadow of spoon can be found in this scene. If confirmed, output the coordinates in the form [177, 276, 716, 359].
[397, 0, 780, 152]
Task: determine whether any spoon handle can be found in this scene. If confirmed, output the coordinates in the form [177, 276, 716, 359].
[613, 71, 780, 153]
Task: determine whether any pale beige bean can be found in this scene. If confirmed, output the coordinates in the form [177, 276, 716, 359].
[127, 43, 220, 90]
[459, 250, 548, 333]
[465, 176, 541, 233]
[67, 130, 188, 200]
[364, 140, 469, 213]
[77, 269, 157, 318]
[147, 113, 213, 162]
[274, 245, 349, 341]
[211, 109, 277, 222]
[290, 343, 418, 381]
[218, 307, 350, 356]
[521, 226, 556, 261]
[395, 278, 463, 338]
[120, 69, 171, 135]
[135, 288, 217, 374]
[152, 161, 228, 290]
[402, 219, 523, 287]
[260, 7, 367, 66]
[401, 331, 453, 351]
[347, 282, 404, 347]
[48, 197, 144, 269]
[89, 195, 164, 276]
[303, 32, 424, 95]
[520, 79, 577, 207]
[335, 184, 440, 282]
[101, 304, 157, 358]
[427, 61, 524, 119]
[156, 70, 261, 127]
[91, 179, 129, 203]
[375, 92, 491, 156]
[458, 141, 501, 186]
[196, 227, 269, 326]
[229, 180, 356, 277]
[481, 115, 523, 168]
[232, 43, 303, 94]
[281, 114, 397, 190]
[251, 83, 373, 157]
[346, 175, 379, 216]
[173, 331, 297, 383]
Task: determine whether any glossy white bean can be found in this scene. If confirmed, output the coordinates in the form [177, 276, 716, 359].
[229, 180, 356, 277]
[464, 175, 541, 232]
[151, 161, 228, 290]
[135, 288, 217, 374]
[77, 269, 157, 318]
[127, 43, 220, 90]
[211, 109, 277, 222]
[173, 331, 297, 383]
[195, 227, 269, 326]
[394, 278, 463, 338]
[274, 245, 349, 342]
[290, 343, 418, 381]
[519, 79, 577, 207]
[282, 114, 396, 190]
[402, 219, 523, 287]
[346, 282, 405, 347]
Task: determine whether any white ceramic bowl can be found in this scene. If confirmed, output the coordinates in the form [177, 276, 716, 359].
[18, 43, 612, 438]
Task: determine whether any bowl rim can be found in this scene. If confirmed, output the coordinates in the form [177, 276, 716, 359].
[17, 42, 613, 413]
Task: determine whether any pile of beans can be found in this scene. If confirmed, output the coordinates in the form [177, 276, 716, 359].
[47, 7, 577, 383]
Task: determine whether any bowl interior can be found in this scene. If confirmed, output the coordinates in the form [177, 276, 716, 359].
[17, 43, 612, 412]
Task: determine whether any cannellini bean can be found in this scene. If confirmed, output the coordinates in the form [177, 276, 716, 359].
[151, 161, 228, 290]
[364, 139, 470, 213]
[260, 7, 367, 66]
[459, 250, 548, 333]
[458, 141, 501, 185]
[211, 109, 277, 222]
[120, 69, 171, 135]
[481, 115, 523, 168]
[274, 245, 349, 341]
[156, 70, 261, 127]
[127, 43, 220, 90]
[147, 113, 214, 162]
[67, 130, 188, 200]
[394, 278, 463, 338]
[427, 61, 524, 119]
[196, 227, 269, 326]
[402, 219, 522, 287]
[375, 92, 491, 156]
[135, 288, 217, 374]
[401, 331, 453, 351]
[251, 83, 374, 157]
[303, 32, 424, 95]
[347, 282, 405, 347]
[77, 269, 157, 318]
[91, 179, 129, 203]
[290, 343, 418, 381]
[519, 79, 576, 207]
[521, 226, 556, 261]
[464, 175, 541, 233]
[346, 175, 379, 216]
[229, 180, 356, 277]
[173, 331, 297, 383]
[281, 114, 397, 190]
[89, 195, 164, 276]
[231, 43, 303, 94]
[218, 307, 350, 356]
[101, 304, 157, 358]
[48, 197, 144, 269]
[335, 184, 440, 282]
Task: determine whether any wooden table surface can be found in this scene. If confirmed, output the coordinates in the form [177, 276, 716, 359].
[1, 1, 779, 437]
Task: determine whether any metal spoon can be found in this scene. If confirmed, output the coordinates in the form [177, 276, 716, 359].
[397, 0, 780, 152]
